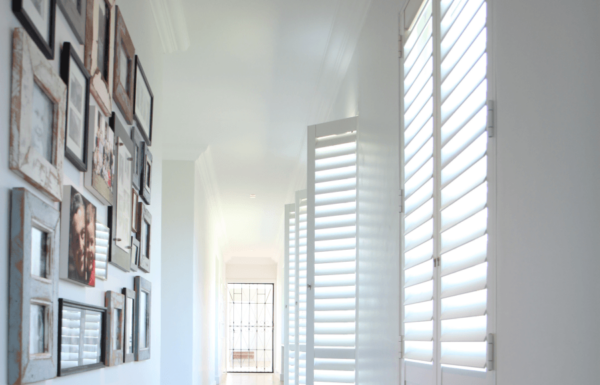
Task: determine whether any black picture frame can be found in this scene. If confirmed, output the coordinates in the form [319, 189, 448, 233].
[60, 42, 91, 172]
[133, 56, 154, 146]
[57, 0, 86, 43]
[122, 288, 136, 364]
[13, 0, 57, 60]
[107, 113, 133, 272]
[130, 125, 144, 193]
[58, 299, 106, 376]
[140, 143, 152, 205]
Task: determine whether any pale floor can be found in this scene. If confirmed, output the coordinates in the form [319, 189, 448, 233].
[224, 373, 280, 385]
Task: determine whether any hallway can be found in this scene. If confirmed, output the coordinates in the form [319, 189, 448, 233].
[224, 373, 280, 385]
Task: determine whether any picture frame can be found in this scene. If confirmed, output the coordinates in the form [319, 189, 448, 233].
[136, 203, 151, 273]
[13, 0, 57, 60]
[58, 299, 106, 376]
[134, 276, 151, 361]
[58, 0, 86, 43]
[105, 291, 125, 367]
[9, 188, 60, 384]
[133, 56, 154, 145]
[10, 28, 66, 202]
[60, 42, 91, 172]
[131, 188, 139, 232]
[95, 222, 109, 280]
[84, 0, 115, 117]
[130, 236, 139, 272]
[130, 125, 144, 192]
[140, 143, 152, 205]
[84, 105, 114, 205]
[122, 288, 136, 363]
[59, 185, 97, 287]
[108, 113, 134, 272]
[113, 6, 135, 124]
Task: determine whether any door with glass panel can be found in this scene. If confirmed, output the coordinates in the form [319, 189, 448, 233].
[228, 283, 274, 373]
[401, 0, 494, 384]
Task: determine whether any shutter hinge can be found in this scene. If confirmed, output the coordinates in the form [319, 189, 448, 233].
[399, 189, 405, 214]
[399, 335, 405, 358]
[487, 333, 495, 371]
[399, 35, 404, 59]
[433, 257, 441, 267]
[307, 284, 312, 290]
[487, 100, 495, 137]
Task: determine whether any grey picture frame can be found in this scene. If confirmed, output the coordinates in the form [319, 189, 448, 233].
[130, 125, 144, 193]
[105, 291, 124, 367]
[57, 299, 106, 376]
[58, 0, 87, 43]
[122, 288, 136, 363]
[9, 188, 60, 385]
[84, 105, 114, 206]
[134, 276, 151, 362]
[136, 203, 151, 273]
[107, 112, 133, 272]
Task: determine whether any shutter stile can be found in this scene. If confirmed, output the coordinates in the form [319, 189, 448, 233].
[296, 191, 308, 385]
[310, 121, 357, 385]
[285, 205, 297, 385]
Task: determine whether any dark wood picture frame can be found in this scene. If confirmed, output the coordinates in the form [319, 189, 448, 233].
[122, 288, 136, 363]
[136, 203, 151, 273]
[130, 236, 139, 272]
[108, 113, 133, 272]
[105, 291, 125, 367]
[84, 0, 115, 117]
[9, 188, 60, 384]
[58, 0, 86, 43]
[130, 125, 144, 192]
[58, 299, 106, 376]
[113, 6, 135, 124]
[133, 56, 154, 145]
[60, 42, 91, 172]
[10, 28, 66, 202]
[13, 0, 57, 60]
[140, 143, 152, 205]
[134, 276, 151, 362]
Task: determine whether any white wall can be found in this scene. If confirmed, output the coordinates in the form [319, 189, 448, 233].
[0, 1, 165, 385]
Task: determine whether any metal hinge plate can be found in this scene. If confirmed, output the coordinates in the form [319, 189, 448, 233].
[400, 189, 405, 214]
[487, 333, 495, 371]
[399, 35, 404, 59]
[487, 100, 495, 137]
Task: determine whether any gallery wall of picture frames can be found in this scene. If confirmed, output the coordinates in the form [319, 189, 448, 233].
[7, 0, 157, 382]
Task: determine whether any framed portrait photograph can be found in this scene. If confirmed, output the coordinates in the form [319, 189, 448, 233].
[130, 125, 144, 192]
[130, 236, 139, 272]
[140, 143, 152, 205]
[108, 113, 133, 272]
[136, 203, 151, 273]
[9, 188, 60, 385]
[133, 56, 153, 145]
[95, 222, 109, 280]
[113, 6, 135, 123]
[13, 0, 57, 59]
[58, 0, 86, 43]
[10, 28, 66, 202]
[84, 105, 114, 205]
[105, 291, 124, 367]
[84, 0, 115, 117]
[60, 42, 91, 171]
[58, 299, 106, 376]
[59, 186, 97, 287]
[122, 288, 136, 363]
[134, 276, 151, 361]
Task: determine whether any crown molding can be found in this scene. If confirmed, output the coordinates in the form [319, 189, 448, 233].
[148, 0, 190, 53]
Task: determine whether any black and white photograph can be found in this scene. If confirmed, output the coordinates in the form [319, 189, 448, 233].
[133, 56, 153, 145]
[13, 0, 56, 59]
[57, 0, 86, 43]
[61, 42, 91, 171]
[85, 106, 114, 205]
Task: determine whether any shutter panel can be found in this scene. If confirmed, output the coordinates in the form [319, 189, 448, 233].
[402, 0, 434, 364]
[285, 204, 296, 385]
[308, 118, 358, 385]
[295, 191, 308, 385]
[439, 0, 488, 370]
[95, 223, 109, 280]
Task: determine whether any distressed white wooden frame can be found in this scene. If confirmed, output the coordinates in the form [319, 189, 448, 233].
[105, 291, 125, 366]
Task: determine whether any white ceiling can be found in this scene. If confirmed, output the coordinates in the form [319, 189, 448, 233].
[159, 0, 370, 261]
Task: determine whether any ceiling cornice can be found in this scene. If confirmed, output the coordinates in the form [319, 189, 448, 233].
[149, 0, 190, 53]
[309, 0, 372, 124]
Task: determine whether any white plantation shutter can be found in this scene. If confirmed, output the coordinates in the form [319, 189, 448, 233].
[402, 0, 492, 376]
[95, 223, 109, 280]
[285, 204, 297, 385]
[308, 117, 358, 385]
[295, 191, 308, 385]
